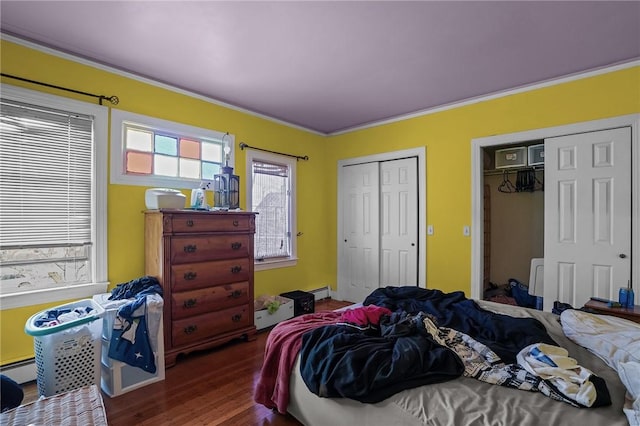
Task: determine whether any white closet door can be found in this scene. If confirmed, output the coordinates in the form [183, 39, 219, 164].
[380, 158, 418, 286]
[341, 162, 380, 303]
[544, 127, 631, 311]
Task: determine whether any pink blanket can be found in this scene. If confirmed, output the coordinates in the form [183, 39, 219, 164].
[339, 304, 391, 327]
[254, 311, 343, 413]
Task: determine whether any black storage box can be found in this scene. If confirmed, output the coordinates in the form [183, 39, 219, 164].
[280, 290, 315, 317]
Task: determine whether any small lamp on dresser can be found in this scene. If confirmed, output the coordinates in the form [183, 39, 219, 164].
[214, 134, 240, 210]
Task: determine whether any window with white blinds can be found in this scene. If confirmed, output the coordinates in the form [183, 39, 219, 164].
[246, 150, 297, 269]
[0, 85, 108, 306]
[0, 100, 93, 246]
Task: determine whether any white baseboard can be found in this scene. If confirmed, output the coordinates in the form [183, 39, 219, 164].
[0, 359, 37, 384]
[310, 286, 330, 301]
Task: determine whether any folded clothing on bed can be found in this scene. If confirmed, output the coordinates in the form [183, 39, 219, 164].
[517, 343, 611, 408]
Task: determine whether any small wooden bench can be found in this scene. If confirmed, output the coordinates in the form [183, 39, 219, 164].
[0, 384, 107, 426]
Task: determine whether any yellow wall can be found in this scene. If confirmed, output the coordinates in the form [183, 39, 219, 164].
[0, 40, 330, 364]
[326, 67, 640, 294]
[1, 38, 639, 365]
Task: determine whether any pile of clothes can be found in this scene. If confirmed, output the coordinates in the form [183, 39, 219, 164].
[106, 276, 163, 374]
[32, 306, 96, 328]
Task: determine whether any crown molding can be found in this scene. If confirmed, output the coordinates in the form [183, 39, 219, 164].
[3, 32, 638, 137]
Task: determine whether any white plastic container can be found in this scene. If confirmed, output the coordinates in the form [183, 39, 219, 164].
[254, 296, 294, 330]
[528, 144, 545, 166]
[495, 147, 527, 168]
[25, 299, 105, 397]
[92, 293, 165, 397]
[145, 188, 186, 209]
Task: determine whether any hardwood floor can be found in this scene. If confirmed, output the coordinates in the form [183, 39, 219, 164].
[20, 298, 353, 425]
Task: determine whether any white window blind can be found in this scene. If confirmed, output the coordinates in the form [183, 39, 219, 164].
[0, 99, 93, 247]
[0, 98, 95, 295]
[251, 160, 291, 260]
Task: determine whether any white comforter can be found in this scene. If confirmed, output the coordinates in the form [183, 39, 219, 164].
[562, 309, 640, 425]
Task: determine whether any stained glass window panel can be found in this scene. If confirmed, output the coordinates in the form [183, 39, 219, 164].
[202, 162, 220, 180]
[180, 138, 200, 159]
[154, 154, 178, 177]
[155, 135, 177, 156]
[202, 142, 222, 162]
[179, 158, 200, 179]
[126, 128, 152, 152]
[126, 151, 153, 174]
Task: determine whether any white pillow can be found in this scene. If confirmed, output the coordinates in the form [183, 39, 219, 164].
[617, 361, 640, 426]
[561, 309, 640, 370]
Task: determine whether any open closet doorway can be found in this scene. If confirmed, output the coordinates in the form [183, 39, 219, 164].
[480, 143, 545, 307]
[337, 147, 426, 303]
[471, 114, 640, 312]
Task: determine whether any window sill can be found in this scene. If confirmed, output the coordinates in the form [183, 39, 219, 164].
[0, 282, 109, 310]
[255, 257, 298, 271]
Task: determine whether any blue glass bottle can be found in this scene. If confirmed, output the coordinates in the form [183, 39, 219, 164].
[619, 288, 629, 307]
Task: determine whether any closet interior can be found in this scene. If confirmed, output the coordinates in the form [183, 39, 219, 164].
[482, 141, 545, 308]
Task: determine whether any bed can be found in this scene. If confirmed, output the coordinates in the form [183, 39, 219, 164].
[256, 287, 639, 426]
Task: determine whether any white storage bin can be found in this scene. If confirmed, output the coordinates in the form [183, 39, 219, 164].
[25, 299, 104, 397]
[254, 296, 294, 330]
[495, 147, 527, 168]
[528, 144, 545, 166]
[93, 293, 165, 397]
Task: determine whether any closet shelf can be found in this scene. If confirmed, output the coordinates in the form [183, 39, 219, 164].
[483, 166, 544, 177]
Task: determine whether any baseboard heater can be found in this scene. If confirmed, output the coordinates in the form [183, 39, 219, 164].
[309, 286, 331, 301]
[0, 358, 37, 384]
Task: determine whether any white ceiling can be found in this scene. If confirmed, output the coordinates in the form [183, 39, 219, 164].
[1, 1, 639, 134]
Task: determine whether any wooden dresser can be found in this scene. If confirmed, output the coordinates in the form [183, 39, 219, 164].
[144, 210, 257, 367]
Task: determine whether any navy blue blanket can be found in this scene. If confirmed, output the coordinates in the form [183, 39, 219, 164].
[300, 312, 465, 403]
[300, 286, 558, 403]
[364, 286, 556, 364]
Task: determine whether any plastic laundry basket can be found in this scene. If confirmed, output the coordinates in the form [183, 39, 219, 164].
[25, 299, 105, 397]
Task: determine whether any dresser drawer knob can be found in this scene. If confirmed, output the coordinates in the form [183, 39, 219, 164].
[184, 325, 198, 334]
[183, 298, 197, 308]
[184, 244, 197, 253]
[232, 220, 239, 227]
[186, 219, 194, 227]
[184, 271, 198, 280]
[229, 290, 242, 298]
[231, 314, 242, 322]
[231, 242, 242, 250]
[230, 266, 242, 274]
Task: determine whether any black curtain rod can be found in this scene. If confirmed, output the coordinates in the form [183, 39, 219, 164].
[1, 73, 119, 106]
[239, 142, 309, 161]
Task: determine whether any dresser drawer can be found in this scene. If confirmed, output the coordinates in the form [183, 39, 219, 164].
[171, 282, 249, 319]
[171, 235, 250, 264]
[171, 214, 252, 233]
[171, 258, 251, 291]
[172, 304, 251, 347]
